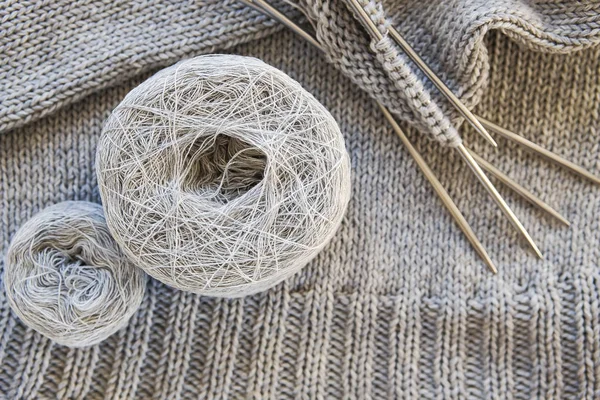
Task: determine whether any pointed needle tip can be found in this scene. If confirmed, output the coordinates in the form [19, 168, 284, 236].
[544, 207, 570, 227]
[478, 252, 498, 274]
[522, 230, 543, 259]
[481, 130, 498, 148]
[532, 244, 544, 260]
[558, 216, 571, 228]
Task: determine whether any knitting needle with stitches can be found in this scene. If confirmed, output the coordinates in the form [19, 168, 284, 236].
[238, 0, 600, 272]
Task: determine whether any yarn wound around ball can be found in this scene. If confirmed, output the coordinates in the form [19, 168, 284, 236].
[96, 54, 351, 297]
[4, 201, 146, 347]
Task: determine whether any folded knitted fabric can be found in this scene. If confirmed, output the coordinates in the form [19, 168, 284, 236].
[1, 1, 599, 398]
[293, 0, 600, 144]
[3, 1, 600, 143]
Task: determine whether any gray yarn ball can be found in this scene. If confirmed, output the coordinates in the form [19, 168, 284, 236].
[96, 54, 351, 297]
[4, 201, 146, 347]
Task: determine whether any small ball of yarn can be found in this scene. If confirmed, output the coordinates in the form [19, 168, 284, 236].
[4, 201, 146, 347]
[96, 54, 351, 297]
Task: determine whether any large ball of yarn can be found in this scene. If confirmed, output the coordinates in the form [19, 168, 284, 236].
[96, 54, 351, 297]
[4, 201, 146, 347]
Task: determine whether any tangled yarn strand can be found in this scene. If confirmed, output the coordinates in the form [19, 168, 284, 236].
[96, 54, 351, 297]
[4, 201, 146, 347]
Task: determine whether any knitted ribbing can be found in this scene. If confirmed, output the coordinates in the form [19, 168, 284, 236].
[293, 0, 461, 143]
[361, 0, 461, 145]
[374, 36, 460, 145]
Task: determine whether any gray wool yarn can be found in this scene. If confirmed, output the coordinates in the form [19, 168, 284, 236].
[4, 201, 146, 348]
[96, 54, 351, 297]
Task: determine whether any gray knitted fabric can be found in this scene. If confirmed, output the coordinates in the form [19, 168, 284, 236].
[1, 0, 600, 399]
[298, 0, 600, 145]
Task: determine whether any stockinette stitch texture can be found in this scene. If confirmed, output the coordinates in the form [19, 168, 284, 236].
[1, 0, 600, 398]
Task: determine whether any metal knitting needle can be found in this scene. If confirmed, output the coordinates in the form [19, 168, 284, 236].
[344, 0, 497, 147]
[239, 0, 324, 51]
[468, 149, 570, 226]
[380, 105, 497, 273]
[349, 0, 600, 187]
[242, 0, 545, 260]
[344, 0, 543, 257]
[246, 0, 597, 194]
[478, 116, 600, 185]
[457, 145, 543, 258]
[242, 0, 498, 271]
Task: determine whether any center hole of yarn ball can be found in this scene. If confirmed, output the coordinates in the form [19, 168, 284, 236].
[36, 248, 109, 311]
[181, 134, 267, 203]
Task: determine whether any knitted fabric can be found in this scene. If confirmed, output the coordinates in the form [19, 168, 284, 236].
[295, 0, 600, 144]
[1, 0, 600, 398]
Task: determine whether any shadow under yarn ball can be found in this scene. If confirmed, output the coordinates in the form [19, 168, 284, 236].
[4, 201, 146, 347]
[96, 54, 351, 297]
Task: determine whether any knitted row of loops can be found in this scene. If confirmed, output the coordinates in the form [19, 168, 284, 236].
[96, 54, 351, 297]
[4, 201, 146, 347]
[287, 0, 461, 145]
